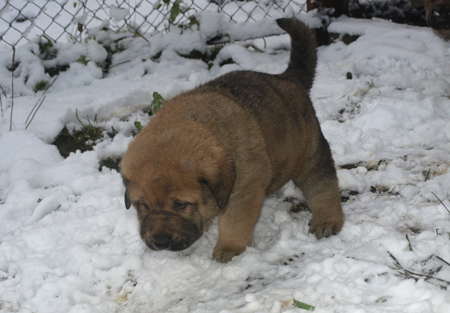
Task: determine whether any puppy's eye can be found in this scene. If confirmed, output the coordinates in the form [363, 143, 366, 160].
[136, 202, 150, 212]
[174, 201, 189, 211]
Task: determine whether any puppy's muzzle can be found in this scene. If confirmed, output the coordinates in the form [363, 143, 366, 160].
[145, 234, 192, 251]
[140, 215, 202, 252]
[150, 234, 172, 250]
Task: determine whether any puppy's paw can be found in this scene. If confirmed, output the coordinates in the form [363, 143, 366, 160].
[308, 214, 344, 239]
[213, 244, 246, 263]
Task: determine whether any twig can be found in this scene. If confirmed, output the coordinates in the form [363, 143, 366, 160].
[432, 192, 450, 214]
[10, 47, 15, 131]
[25, 73, 59, 129]
[436, 255, 450, 267]
[0, 83, 6, 117]
[105, 59, 131, 71]
[25, 96, 46, 130]
[131, 30, 149, 43]
[388, 251, 450, 289]
[243, 43, 264, 53]
[388, 251, 401, 268]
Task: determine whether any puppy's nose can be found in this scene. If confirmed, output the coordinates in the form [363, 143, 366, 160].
[152, 235, 171, 250]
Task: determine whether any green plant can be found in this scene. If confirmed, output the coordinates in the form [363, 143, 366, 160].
[376, 296, 392, 303]
[34, 80, 48, 92]
[101, 42, 129, 74]
[160, 0, 197, 31]
[167, 0, 182, 24]
[77, 55, 88, 65]
[53, 110, 103, 158]
[151, 91, 164, 114]
[99, 157, 121, 171]
[76, 110, 100, 134]
[38, 36, 58, 60]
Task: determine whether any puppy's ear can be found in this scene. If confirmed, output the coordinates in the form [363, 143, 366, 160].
[199, 155, 236, 210]
[125, 190, 131, 209]
[122, 177, 131, 210]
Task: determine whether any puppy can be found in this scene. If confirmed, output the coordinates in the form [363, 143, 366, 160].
[414, 0, 450, 40]
[120, 18, 345, 263]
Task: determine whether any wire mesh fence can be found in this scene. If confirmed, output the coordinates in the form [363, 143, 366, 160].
[0, 0, 308, 48]
[0, 0, 426, 49]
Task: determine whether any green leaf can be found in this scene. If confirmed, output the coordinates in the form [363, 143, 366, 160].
[169, 1, 181, 23]
[151, 91, 164, 113]
[293, 300, 315, 311]
[134, 121, 143, 131]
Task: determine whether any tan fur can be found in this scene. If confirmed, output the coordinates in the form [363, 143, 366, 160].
[120, 18, 345, 263]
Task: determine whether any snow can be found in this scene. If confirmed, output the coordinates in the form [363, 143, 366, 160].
[109, 6, 130, 23]
[1, 8, 450, 313]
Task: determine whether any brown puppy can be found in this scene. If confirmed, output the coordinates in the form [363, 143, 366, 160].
[414, 0, 450, 40]
[120, 18, 345, 263]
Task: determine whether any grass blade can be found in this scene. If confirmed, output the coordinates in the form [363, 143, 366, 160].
[406, 234, 413, 251]
[293, 300, 315, 311]
[424, 169, 431, 181]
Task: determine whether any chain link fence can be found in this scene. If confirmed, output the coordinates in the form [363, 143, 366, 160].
[0, 0, 426, 49]
[0, 0, 308, 48]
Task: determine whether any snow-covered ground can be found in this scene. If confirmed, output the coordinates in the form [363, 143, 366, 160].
[0, 8, 450, 313]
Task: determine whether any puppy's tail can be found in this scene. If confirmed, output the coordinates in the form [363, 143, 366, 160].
[276, 18, 317, 92]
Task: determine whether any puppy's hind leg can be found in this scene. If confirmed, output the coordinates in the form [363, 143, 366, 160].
[293, 141, 345, 239]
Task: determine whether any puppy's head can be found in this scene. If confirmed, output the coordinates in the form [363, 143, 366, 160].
[121, 123, 235, 252]
[427, 0, 450, 40]
[415, 0, 450, 39]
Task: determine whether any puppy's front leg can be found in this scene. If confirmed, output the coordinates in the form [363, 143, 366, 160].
[213, 190, 265, 263]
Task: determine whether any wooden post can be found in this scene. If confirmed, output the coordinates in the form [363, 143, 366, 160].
[306, 0, 349, 17]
